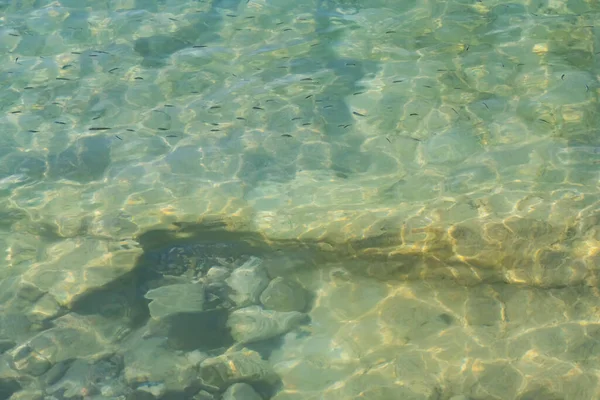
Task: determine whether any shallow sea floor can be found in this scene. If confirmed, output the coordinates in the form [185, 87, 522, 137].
[0, 0, 599, 399]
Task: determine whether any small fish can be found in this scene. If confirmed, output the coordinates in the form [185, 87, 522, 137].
[134, 77, 144, 80]
[482, 102, 489, 110]
[281, 134, 292, 137]
[54, 121, 66, 125]
[126, 129, 135, 132]
[193, 45, 207, 48]
[392, 80, 403, 83]
[157, 128, 169, 131]
[209, 106, 221, 109]
[10, 111, 21, 114]
[291, 117, 302, 121]
[89, 127, 111, 131]
[385, 30, 396, 34]
[252, 106, 264, 110]
[236, 117, 246, 120]
[561, 74, 565, 80]
[28, 130, 39, 133]
[56, 77, 71, 81]
[409, 113, 418, 116]
[353, 111, 365, 117]
[108, 67, 119, 73]
[115, 135, 123, 140]
[353, 91, 364, 95]
[24, 86, 34, 89]
[8, 33, 19, 37]
[71, 51, 81, 54]
[301, 78, 313, 81]
[305, 95, 312, 99]
[166, 134, 178, 137]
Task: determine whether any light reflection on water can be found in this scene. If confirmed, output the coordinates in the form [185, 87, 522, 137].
[0, 0, 599, 398]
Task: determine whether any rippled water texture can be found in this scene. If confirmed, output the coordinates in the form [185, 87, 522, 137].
[0, 0, 599, 399]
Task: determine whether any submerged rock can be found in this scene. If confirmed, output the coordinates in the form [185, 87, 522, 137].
[226, 257, 270, 307]
[227, 306, 309, 344]
[223, 383, 263, 400]
[9, 316, 106, 377]
[144, 308, 234, 351]
[260, 277, 308, 312]
[199, 349, 277, 391]
[124, 337, 206, 394]
[18, 238, 142, 309]
[145, 283, 205, 319]
[205, 266, 230, 283]
[193, 390, 217, 400]
[6, 389, 42, 400]
[45, 356, 124, 399]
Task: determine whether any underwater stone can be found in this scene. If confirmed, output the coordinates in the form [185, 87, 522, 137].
[205, 266, 230, 283]
[136, 381, 167, 398]
[56, 355, 123, 396]
[227, 306, 309, 344]
[225, 257, 269, 307]
[124, 337, 205, 394]
[9, 344, 51, 376]
[19, 238, 142, 309]
[9, 323, 105, 377]
[222, 383, 263, 400]
[6, 389, 42, 400]
[259, 277, 308, 312]
[199, 349, 277, 391]
[193, 390, 217, 400]
[43, 360, 71, 386]
[145, 283, 205, 319]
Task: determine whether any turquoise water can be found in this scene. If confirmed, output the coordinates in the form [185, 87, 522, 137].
[0, 0, 599, 399]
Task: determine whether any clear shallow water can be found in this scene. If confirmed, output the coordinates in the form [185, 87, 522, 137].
[0, 0, 599, 399]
